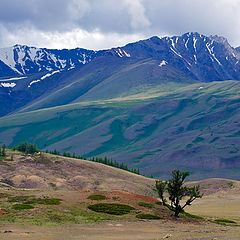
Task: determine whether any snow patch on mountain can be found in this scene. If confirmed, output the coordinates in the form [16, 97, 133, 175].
[28, 70, 60, 88]
[115, 48, 131, 58]
[193, 37, 197, 52]
[159, 60, 168, 67]
[67, 66, 75, 70]
[170, 47, 183, 59]
[193, 55, 197, 64]
[0, 76, 26, 82]
[28, 80, 40, 87]
[1, 82, 16, 88]
[0, 47, 23, 75]
[41, 70, 60, 80]
[185, 38, 189, 49]
[206, 43, 222, 65]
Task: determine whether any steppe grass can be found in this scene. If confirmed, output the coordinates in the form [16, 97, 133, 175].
[136, 213, 162, 220]
[179, 211, 204, 220]
[212, 219, 237, 225]
[138, 202, 153, 208]
[8, 195, 33, 202]
[0, 201, 117, 226]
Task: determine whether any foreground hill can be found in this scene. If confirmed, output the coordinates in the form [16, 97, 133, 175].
[0, 151, 240, 240]
[0, 80, 239, 179]
[0, 150, 154, 195]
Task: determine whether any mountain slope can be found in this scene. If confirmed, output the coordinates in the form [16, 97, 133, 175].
[1, 32, 240, 117]
[1, 32, 240, 180]
[18, 57, 196, 113]
[0, 80, 240, 180]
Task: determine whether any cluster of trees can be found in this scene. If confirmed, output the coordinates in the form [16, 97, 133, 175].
[89, 156, 140, 175]
[8, 143, 140, 175]
[12, 142, 39, 154]
[46, 149, 87, 159]
[46, 149, 140, 175]
[0, 144, 6, 157]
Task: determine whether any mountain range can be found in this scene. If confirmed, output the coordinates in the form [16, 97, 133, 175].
[0, 32, 240, 180]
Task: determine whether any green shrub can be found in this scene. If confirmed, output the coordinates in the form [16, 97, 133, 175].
[88, 203, 135, 215]
[136, 214, 162, 220]
[87, 195, 106, 200]
[27, 198, 62, 205]
[179, 211, 204, 220]
[8, 195, 32, 202]
[49, 182, 57, 188]
[155, 201, 163, 205]
[12, 203, 34, 210]
[138, 202, 153, 208]
[14, 142, 39, 154]
[212, 219, 237, 225]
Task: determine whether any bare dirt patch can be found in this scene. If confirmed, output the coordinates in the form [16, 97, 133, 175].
[0, 209, 7, 215]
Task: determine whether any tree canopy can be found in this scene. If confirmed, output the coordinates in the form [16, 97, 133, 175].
[156, 169, 202, 217]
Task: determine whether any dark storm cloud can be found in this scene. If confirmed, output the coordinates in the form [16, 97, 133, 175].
[0, 0, 149, 33]
[143, 0, 240, 43]
[0, 0, 239, 49]
[0, 0, 72, 31]
[2, 0, 139, 32]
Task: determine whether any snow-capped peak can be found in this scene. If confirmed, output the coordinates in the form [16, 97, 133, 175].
[0, 45, 97, 77]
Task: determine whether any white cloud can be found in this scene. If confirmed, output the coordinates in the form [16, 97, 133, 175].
[0, 24, 145, 50]
[123, 0, 150, 30]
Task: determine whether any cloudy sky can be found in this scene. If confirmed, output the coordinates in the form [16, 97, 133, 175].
[0, 0, 240, 50]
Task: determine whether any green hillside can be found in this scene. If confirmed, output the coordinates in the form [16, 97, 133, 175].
[18, 57, 195, 113]
[0, 80, 240, 180]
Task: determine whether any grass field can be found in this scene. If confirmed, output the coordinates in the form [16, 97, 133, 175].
[186, 180, 240, 223]
[1, 183, 240, 240]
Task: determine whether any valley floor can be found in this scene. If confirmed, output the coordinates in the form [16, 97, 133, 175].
[1, 220, 240, 240]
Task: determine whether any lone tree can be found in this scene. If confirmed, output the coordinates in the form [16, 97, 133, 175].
[156, 169, 202, 217]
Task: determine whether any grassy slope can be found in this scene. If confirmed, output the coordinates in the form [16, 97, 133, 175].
[1, 151, 240, 226]
[18, 57, 195, 113]
[0, 150, 155, 195]
[0, 80, 240, 179]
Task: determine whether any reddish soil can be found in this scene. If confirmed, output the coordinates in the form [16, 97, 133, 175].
[0, 209, 7, 215]
[111, 191, 159, 203]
